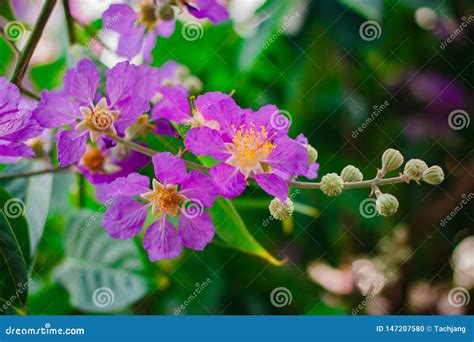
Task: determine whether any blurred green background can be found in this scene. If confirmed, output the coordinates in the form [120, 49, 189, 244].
[0, 0, 473, 315]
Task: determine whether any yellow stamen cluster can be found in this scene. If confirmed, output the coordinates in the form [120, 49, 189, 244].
[230, 123, 275, 170]
[141, 179, 187, 217]
[82, 147, 105, 172]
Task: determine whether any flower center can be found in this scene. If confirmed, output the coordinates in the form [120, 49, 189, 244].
[81, 147, 105, 172]
[141, 180, 187, 217]
[228, 123, 275, 171]
[138, 1, 158, 30]
[77, 98, 119, 142]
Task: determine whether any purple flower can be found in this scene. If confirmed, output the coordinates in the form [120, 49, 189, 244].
[33, 59, 160, 167]
[103, 1, 228, 63]
[184, 92, 309, 201]
[0, 77, 43, 163]
[101, 152, 218, 261]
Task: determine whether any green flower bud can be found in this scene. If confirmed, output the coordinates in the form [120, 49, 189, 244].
[305, 144, 318, 165]
[381, 148, 404, 173]
[269, 197, 294, 220]
[376, 193, 399, 217]
[422, 165, 444, 185]
[340, 165, 363, 182]
[321, 173, 344, 196]
[158, 4, 175, 21]
[403, 159, 428, 181]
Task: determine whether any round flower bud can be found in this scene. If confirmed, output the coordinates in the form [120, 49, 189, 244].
[305, 144, 318, 165]
[376, 193, 399, 217]
[403, 159, 428, 181]
[159, 4, 175, 21]
[422, 165, 444, 185]
[321, 173, 344, 196]
[340, 165, 363, 182]
[381, 148, 404, 173]
[269, 197, 294, 220]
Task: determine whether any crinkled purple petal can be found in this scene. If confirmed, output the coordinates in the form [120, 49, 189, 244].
[143, 216, 183, 261]
[133, 64, 161, 101]
[254, 173, 288, 201]
[102, 4, 137, 34]
[179, 170, 218, 208]
[1, 117, 43, 142]
[265, 137, 309, 177]
[152, 152, 188, 185]
[159, 61, 180, 84]
[184, 126, 230, 160]
[195, 92, 244, 141]
[0, 142, 34, 160]
[151, 86, 190, 123]
[105, 61, 135, 107]
[63, 59, 100, 105]
[32, 90, 82, 128]
[156, 18, 176, 37]
[142, 31, 157, 64]
[0, 77, 20, 116]
[103, 197, 147, 239]
[114, 96, 150, 134]
[186, 0, 229, 24]
[56, 129, 88, 167]
[117, 25, 145, 59]
[99, 172, 150, 202]
[179, 211, 214, 251]
[209, 163, 246, 199]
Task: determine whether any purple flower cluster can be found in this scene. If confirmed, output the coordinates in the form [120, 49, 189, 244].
[2, 53, 319, 261]
[103, 0, 229, 62]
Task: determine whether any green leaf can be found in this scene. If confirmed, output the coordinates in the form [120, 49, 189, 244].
[338, 0, 383, 21]
[210, 198, 285, 266]
[25, 161, 53, 258]
[0, 189, 29, 310]
[53, 210, 150, 313]
[239, 0, 292, 70]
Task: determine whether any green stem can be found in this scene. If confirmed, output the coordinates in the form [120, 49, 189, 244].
[62, 0, 76, 44]
[288, 175, 407, 190]
[0, 167, 70, 180]
[10, 0, 57, 86]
